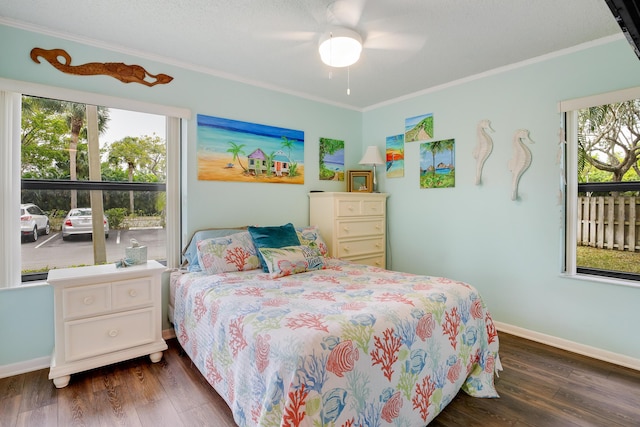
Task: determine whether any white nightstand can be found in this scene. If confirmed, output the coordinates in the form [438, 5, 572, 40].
[47, 260, 167, 388]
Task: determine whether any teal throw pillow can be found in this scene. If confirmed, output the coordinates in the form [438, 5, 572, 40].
[248, 223, 301, 272]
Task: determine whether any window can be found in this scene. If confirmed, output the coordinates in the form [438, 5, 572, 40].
[562, 87, 640, 283]
[20, 97, 168, 282]
[0, 80, 186, 288]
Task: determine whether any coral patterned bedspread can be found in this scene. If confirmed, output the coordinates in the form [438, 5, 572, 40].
[173, 259, 500, 427]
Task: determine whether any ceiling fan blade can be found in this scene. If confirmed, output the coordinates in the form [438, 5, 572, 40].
[327, 0, 367, 27]
[363, 31, 427, 52]
[262, 30, 317, 42]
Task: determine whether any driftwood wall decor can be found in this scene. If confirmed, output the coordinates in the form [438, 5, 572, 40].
[30, 48, 173, 87]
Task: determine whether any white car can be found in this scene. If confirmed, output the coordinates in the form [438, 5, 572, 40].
[62, 208, 110, 240]
[21, 203, 51, 242]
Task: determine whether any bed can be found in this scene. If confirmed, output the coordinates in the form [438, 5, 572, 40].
[170, 225, 501, 426]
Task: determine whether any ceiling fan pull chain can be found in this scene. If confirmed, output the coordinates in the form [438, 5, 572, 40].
[347, 66, 351, 95]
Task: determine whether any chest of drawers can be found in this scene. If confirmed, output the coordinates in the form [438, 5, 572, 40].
[47, 260, 167, 388]
[309, 192, 388, 268]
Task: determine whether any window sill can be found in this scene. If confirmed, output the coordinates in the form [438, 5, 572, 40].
[560, 273, 640, 290]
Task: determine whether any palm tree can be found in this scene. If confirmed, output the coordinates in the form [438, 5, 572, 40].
[227, 141, 247, 172]
[108, 136, 152, 213]
[59, 102, 110, 209]
[442, 139, 455, 168]
[280, 136, 294, 161]
[427, 140, 445, 176]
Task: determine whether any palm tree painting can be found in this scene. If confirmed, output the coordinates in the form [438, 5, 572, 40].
[196, 114, 304, 184]
[419, 139, 455, 189]
[405, 113, 434, 142]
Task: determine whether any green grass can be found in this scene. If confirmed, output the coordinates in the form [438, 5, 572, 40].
[576, 246, 640, 274]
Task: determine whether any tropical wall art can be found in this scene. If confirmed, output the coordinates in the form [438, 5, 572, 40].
[385, 134, 405, 178]
[420, 139, 455, 189]
[196, 114, 304, 184]
[319, 137, 345, 181]
[405, 113, 434, 142]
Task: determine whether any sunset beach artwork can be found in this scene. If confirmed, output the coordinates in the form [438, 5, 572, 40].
[197, 114, 304, 184]
[386, 134, 404, 178]
[405, 113, 434, 142]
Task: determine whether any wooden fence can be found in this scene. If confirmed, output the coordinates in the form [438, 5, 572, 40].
[577, 196, 640, 251]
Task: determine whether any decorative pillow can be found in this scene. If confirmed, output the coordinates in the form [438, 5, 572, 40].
[248, 223, 301, 272]
[295, 225, 328, 257]
[182, 227, 247, 272]
[258, 245, 325, 278]
[196, 231, 260, 275]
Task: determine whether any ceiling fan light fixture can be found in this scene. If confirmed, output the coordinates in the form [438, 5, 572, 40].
[319, 27, 362, 68]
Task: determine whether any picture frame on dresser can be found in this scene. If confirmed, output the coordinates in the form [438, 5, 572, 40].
[346, 170, 373, 192]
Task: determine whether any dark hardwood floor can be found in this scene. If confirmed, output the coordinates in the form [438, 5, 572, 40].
[1, 332, 639, 426]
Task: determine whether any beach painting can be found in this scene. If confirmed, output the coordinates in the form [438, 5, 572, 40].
[196, 114, 304, 183]
[420, 139, 455, 189]
[386, 134, 405, 178]
[405, 113, 434, 142]
[319, 137, 345, 181]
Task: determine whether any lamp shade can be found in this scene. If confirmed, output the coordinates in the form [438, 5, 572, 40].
[359, 145, 384, 166]
[319, 27, 363, 68]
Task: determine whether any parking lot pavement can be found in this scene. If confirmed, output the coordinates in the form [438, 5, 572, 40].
[21, 228, 166, 271]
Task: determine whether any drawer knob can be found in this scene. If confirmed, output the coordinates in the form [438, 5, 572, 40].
[375, 224, 381, 230]
[129, 289, 138, 297]
[343, 246, 350, 252]
[108, 329, 119, 338]
[343, 226, 350, 232]
[375, 243, 381, 248]
[83, 296, 94, 305]
[347, 205, 354, 211]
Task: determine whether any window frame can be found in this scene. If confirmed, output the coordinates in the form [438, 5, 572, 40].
[561, 86, 640, 285]
[0, 77, 189, 288]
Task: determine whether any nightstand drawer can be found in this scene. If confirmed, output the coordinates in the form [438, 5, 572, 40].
[64, 308, 155, 361]
[337, 219, 384, 238]
[337, 237, 384, 258]
[63, 283, 111, 319]
[112, 277, 153, 310]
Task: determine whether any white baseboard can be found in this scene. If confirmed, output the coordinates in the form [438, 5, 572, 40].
[0, 329, 177, 379]
[495, 321, 640, 371]
[0, 356, 50, 379]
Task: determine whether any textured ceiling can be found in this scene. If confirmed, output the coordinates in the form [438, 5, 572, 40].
[0, 0, 624, 109]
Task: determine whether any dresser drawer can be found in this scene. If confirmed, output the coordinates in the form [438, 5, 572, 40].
[336, 219, 384, 239]
[337, 237, 384, 258]
[336, 199, 363, 217]
[346, 253, 386, 268]
[62, 283, 111, 319]
[362, 199, 385, 216]
[64, 308, 155, 362]
[112, 277, 153, 310]
[336, 198, 385, 217]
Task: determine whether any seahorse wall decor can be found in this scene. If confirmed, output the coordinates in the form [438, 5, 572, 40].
[472, 119, 494, 185]
[30, 48, 173, 87]
[508, 129, 534, 201]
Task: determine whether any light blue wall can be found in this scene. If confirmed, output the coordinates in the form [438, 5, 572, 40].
[1, 23, 639, 368]
[0, 24, 360, 365]
[364, 39, 640, 360]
